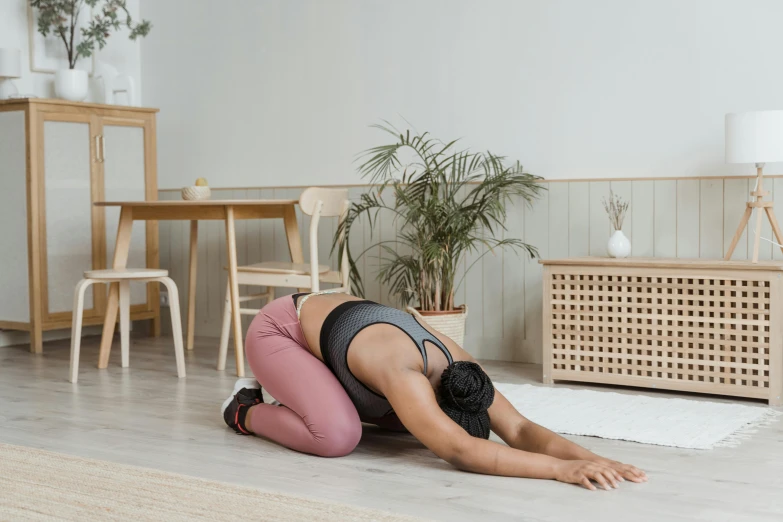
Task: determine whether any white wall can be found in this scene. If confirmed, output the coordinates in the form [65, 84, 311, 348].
[0, 0, 142, 102]
[141, 0, 783, 189]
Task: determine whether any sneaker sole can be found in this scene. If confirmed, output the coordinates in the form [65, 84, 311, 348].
[220, 378, 261, 415]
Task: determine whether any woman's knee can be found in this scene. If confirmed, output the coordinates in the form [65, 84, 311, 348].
[313, 418, 362, 457]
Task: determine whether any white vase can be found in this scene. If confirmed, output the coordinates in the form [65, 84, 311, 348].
[607, 229, 631, 258]
[54, 69, 89, 101]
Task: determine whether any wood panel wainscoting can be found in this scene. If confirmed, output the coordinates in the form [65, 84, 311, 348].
[155, 175, 783, 364]
[541, 257, 783, 405]
[0, 99, 159, 354]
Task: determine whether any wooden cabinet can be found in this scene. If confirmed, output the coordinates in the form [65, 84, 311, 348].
[541, 257, 783, 405]
[0, 99, 160, 353]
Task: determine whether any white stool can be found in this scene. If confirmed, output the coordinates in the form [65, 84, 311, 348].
[69, 269, 186, 383]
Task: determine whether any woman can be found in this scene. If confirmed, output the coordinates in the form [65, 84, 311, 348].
[222, 292, 647, 491]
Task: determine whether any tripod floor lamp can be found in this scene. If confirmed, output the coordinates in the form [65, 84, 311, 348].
[725, 110, 783, 263]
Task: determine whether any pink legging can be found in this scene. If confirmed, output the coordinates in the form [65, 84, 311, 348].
[244, 295, 363, 457]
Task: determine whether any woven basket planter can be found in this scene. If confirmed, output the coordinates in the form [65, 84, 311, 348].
[407, 305, 468, 347]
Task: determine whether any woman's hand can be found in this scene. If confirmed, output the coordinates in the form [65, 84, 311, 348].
[554, 459, 627, 491]
[592, 457, 647, 483]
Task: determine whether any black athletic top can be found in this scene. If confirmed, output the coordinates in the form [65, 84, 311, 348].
[293, 294, 453, 418]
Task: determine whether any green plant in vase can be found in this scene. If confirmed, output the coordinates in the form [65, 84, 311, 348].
[335, 124, 544, 345]
[30, 0, 151, 101]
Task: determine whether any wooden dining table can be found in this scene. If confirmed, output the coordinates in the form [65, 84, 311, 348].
[95, 199, 302, 377]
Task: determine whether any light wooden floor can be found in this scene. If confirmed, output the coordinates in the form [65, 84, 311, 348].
[1, 335, 782, 522]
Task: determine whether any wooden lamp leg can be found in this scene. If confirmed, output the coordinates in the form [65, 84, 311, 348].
[725, 207, 753, 261]
[765, 207, 783, 256]
[752, 203, 765, 263]
[725, 164, 781, 263]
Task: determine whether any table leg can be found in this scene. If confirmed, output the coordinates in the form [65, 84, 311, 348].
[225, 207, 245, 377]
[187, 220, 198, 350]
[98, 207, 134, 369]
[283, 205, 304, 264]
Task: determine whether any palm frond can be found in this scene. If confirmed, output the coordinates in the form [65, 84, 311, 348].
[333, 124, 545, 310]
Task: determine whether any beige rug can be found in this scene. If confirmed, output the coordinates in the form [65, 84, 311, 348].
[0, 443, 425, 522]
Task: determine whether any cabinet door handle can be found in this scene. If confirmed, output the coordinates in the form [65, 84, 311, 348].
[100, 135, 106, 163]
[94, 135, 102, 163]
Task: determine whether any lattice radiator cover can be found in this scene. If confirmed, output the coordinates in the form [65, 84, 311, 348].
[542, 263, 783, 405]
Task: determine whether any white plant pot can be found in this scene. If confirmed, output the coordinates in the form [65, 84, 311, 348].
[54, 69, 89, 102]
[607, 230, 631, 258]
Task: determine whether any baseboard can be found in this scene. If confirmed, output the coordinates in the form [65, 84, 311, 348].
[0, 326, 103, 349]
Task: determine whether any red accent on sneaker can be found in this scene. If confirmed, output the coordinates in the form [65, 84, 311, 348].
[234, 404, 250, 435]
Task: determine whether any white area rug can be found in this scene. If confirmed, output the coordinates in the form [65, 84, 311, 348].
[495, 383, 782, 450]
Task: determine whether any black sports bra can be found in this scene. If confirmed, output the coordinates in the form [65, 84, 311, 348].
[293, 294, 453, 418]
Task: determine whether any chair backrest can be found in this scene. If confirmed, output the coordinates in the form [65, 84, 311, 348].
[299, 187, 350, 292]
[299, 187, 348, 217]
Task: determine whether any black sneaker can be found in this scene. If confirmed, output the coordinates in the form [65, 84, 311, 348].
[221, 378, 264, 435]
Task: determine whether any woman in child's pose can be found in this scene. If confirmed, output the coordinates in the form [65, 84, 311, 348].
[222, 292, 647, 491]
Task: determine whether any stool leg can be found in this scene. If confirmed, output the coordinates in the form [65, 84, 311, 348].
[217, 280, 232, 371]
[70, 279, 94, 383]
[159, 277, 186, 378]
[119, 280, 130, 368]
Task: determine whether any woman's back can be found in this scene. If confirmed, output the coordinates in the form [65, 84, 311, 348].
[296, 293, 466, 396]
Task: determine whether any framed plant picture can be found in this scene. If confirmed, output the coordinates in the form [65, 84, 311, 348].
[27, 3, 95, 74]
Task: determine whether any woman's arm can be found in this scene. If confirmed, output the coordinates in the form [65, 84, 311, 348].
[489, 389, 646, 483]
[490, 390, 597, 458]
[381, 369, 624, 489]
[399, 326, 646, 487]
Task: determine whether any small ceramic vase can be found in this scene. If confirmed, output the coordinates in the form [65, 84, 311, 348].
[607, 229, 631, 258]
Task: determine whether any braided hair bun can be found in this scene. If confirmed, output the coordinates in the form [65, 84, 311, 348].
[438, 361, 495, 439]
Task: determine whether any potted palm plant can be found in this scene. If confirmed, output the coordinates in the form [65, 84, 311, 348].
[30, 0, 151, 101]
[336, 124, 544, 346]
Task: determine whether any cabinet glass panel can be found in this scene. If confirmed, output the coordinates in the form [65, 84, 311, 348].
[0, 111, 30, 322]
[103, 124, 148, 306]
[44, 121, 94, 314]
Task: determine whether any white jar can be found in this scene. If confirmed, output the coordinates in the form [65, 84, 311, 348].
[54, 69, 89, 102]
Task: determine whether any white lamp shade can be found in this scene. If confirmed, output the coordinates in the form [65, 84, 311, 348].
[0, 48, 22, 79]
[725, 110, 783, 164]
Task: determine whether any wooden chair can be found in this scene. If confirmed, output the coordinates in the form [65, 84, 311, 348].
[217, 187, 351, 370]
[69, 269, 186, 383]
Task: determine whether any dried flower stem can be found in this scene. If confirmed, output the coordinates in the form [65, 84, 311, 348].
[602, 189, 629, 231]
